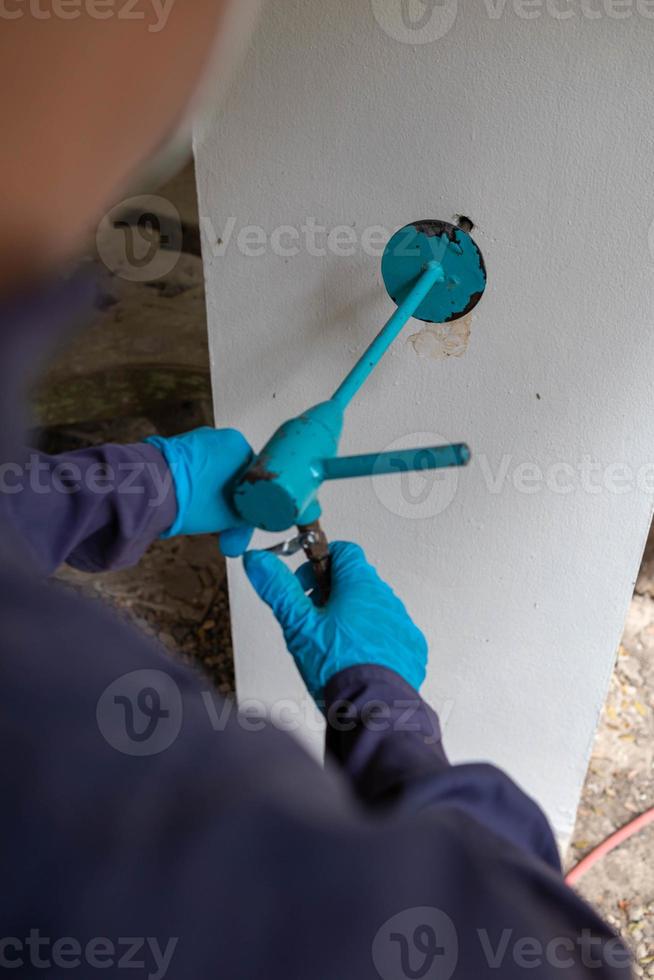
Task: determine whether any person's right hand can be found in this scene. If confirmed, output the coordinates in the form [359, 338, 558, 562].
[243, 541, 428, 701]
[145, 427, 254, 557]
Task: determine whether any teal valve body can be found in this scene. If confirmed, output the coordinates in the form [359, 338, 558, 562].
[231, 220, 487, 535]
[233, 400, 344, 533]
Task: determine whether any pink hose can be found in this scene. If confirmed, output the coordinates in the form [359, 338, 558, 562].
[566, 807, 654, 886]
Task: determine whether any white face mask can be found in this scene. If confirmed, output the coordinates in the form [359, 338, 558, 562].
[128, 0, 263, 194]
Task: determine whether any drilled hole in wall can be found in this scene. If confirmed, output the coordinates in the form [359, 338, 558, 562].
[454, 214, 475, 233]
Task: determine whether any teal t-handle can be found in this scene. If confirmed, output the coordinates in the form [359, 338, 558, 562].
[332, 260, 445, 410]
[232, 220, 487, 536]
[321, 443, 470, 482]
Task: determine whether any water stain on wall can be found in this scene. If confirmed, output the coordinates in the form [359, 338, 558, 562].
[409, 312, 473, 360]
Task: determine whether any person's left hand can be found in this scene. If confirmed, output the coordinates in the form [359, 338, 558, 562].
[145, 427, 254, 557]
[243, 541, 428, 700]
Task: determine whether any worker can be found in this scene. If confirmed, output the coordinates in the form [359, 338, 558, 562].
[0, 5, 632, 979]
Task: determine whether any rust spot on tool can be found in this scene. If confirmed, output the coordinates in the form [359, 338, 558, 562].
[241, 457, 279, 483]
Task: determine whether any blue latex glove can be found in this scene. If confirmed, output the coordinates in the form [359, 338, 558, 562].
[243, 541, 428, 699]
[145, 428, 254, 557]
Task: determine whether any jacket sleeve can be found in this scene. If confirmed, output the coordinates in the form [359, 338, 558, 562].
[0, 577, 631, 980]
[324, 664, 562, 871]
[6, 443, 178, 575]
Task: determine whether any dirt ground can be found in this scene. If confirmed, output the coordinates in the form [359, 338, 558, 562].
[55, 539, 235, 695]
[36, 164, 654, 973]
[38, 166, 237, 698]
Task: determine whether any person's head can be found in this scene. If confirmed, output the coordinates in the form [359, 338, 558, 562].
[0, 0, 260, 292]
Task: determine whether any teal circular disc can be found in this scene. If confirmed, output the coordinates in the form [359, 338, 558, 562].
[381, 220, 487, 323]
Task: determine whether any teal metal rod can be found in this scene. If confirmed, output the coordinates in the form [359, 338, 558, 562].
[331, 260, 445, 410]
[321, 443, 470, 482]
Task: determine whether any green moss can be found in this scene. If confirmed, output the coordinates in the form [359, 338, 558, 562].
[33, 364, 211, 427]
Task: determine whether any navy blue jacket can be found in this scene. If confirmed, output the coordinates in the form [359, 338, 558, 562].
[0, 275, 631, 978]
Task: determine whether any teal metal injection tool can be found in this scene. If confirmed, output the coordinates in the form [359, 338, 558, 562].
[232, 219, 487, 601]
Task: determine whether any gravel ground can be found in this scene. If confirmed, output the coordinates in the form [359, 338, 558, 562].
[567, 535, 654, 975]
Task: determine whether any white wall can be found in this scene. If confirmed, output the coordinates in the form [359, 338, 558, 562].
[194, 0, 654, 845]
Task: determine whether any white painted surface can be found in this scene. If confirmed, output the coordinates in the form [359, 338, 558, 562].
[194, 0, 654, 843]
